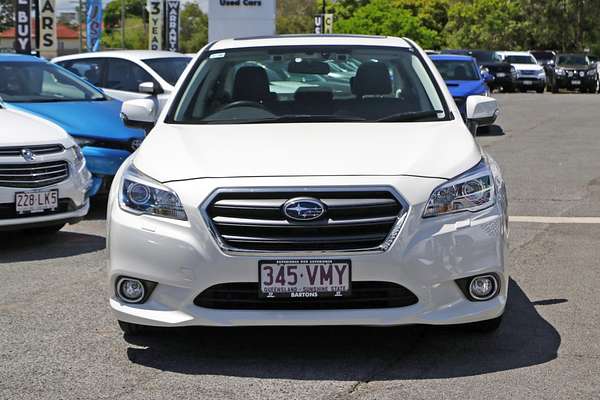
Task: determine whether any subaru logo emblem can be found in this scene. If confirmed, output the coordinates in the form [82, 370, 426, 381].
[21, 148, 35, 161]
[283, 198, 326, 221]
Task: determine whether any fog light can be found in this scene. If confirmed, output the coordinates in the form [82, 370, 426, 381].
[117, 278, 145, 303]
[469, 275, 498, 300]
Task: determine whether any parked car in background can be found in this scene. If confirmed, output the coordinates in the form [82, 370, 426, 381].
[548, 53, 598, 93]
[109, 35, 506, 336]
[0, 54, 144, 196]
[430, 54, 495, 124]
[498, 51, 546, 93]
[442, 49, 517, 93]
[52, 51, 192, 113]
[0, 106, 91, 233]
[530, 50, 557, 80]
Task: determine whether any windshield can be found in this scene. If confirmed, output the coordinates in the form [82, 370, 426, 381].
[530, 52, 554, 62]
[170, 46, 447, 124]
[142, 57, 191, 86]
[432, 60, 479, 81]
[0, 62, 104, 103]
[505, 55, 536, 64]
[557, 54, 589, 66]
[470, 51, 502, 64]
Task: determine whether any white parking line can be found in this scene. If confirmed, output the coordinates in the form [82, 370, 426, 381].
[510, 216, 600, 224]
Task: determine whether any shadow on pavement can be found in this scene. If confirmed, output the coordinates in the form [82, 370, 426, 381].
[477, 124, 505, 136]
[0, 230, 105, 263]
[124, 278, 560, 380]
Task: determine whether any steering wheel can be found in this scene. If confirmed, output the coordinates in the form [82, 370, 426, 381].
[222, 100, 267, 111]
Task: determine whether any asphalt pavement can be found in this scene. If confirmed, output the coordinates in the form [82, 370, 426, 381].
[1, 93, 599, 399]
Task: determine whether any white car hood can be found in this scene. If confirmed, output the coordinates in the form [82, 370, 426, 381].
[0, 107, 74, 148]
[134, 121, 482, 182]
[513, 64, 543, 72]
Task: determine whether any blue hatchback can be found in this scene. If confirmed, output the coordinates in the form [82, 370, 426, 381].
[430, 54, 491, 119]
[0, 54, 144, 196]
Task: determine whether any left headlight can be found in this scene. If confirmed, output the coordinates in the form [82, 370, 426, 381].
[423, 160, 496, 218]
[119, 164, 187, 221]
[587, 69, 596, 76]
[68, 145, 85, 168]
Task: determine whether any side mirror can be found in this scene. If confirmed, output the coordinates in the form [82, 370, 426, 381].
[466, 95, 499, 135]
[138, 81, 163, 95]
[121, 98, 156, 133]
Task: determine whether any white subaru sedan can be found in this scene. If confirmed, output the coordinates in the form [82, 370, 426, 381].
[109, 35, 507, 335]
[0, 106, 91, 232]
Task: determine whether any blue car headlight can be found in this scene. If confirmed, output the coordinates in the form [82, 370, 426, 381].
[119, 163, 187, 221]
[423, 160, 496, 218]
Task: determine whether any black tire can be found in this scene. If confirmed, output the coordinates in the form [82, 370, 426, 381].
[118, 320, 149, 336]
[551, 84, 559, 93]
[461, 315, 503, 333]
[501, 85, 513, 93]
[519, 87, 527, 93]
[34, 223, 65, 235]
[536, 86, 545, 94]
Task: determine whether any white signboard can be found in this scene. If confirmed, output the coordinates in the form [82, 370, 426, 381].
[39, 0, 57, 58]
[148, 0, 163, 50]
[208, 0, 276, 42]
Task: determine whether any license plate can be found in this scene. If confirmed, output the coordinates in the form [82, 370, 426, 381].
[259, 259, 351, 298]
[523, 80, 533, 85]
[15, 189, 58, 214]
[572, 80, 581, 85]
[496, 72, 506, 77]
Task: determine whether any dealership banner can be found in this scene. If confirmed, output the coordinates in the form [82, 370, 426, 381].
[165, 0, 180, 52]
[148, 0, 163, 50]
[14, 0, 31, 54]
[39, 0, 57, 57]
[86, 0, 102, 52]
[314, 13, 333, 34]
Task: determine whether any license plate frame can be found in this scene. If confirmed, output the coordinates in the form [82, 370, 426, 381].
[523, 80, 533, 85]
[572, 80, 581, 85]
[258, 259, 352, 299]
[496, 72, 506, 78]
[15, 189, 59, 214]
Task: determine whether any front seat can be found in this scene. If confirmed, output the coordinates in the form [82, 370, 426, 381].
[232, 66, 275, 104]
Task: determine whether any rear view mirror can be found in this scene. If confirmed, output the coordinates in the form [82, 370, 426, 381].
[288, 59, 330, 75]
[121, 98, 156, 134]
[466, 95, 499, 135]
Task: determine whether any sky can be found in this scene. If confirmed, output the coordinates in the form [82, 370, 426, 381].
[55, 0, 208, 14]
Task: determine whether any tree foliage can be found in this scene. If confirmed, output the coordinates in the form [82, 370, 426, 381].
[179, 2, 208, 53]
[0, 0, 14, 32]
[101, 16, 146, 49]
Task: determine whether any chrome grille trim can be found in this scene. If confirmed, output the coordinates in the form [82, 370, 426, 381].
[0, 161, 70, 188]
[200, 186, 409, 255]
[0, 144, 64, 157]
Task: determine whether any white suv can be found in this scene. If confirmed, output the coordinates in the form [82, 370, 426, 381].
[498, 51, 546, 93]
[0, 106, 91, 232]
[109, 35, 507, 335]
[52, 51, 191, 112]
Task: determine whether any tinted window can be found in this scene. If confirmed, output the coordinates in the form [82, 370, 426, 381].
[59, 59, 104, 86]
[433, 60, 479, 81]
[171, 46, 448, 124]
[0, 62, 104, 103]
[557, 54, 589, 66]
[469, 51, 502, 63]
[504, 55, 536, 64]
[105, 59, 154, 92]
[142, 57, 191, 86]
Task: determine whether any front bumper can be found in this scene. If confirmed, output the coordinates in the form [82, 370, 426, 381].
[488, 74, 516, 89]
[555, 75, 596, 90]
[516, 77, 545, 89]
[0, 155, 91, 230]
[81, 146, 132, 196]
[108, 174, 508, 328]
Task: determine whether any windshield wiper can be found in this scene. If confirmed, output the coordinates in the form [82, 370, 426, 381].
[204, 114, 367, 124]
[377, 110, 443, 122]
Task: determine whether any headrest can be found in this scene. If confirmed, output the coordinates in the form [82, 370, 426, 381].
[294, 87, 333, 103]
[351, 62, 392, 97]
[232, 66, 272, 102]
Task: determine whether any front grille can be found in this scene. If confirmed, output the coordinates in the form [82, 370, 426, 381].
[194, 281, 419, 310]
[0, 199, 75, 219]
[0, 161, 69, 188]
[204, 189, 404, 252]
[0, 144, 64, 157]
[520, 70, 538, 76]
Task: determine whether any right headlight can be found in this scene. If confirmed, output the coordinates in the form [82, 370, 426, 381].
[119, 164, 187, 221]
[423, 160, 496, 218]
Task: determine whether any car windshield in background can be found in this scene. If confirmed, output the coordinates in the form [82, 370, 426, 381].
[505, 55, 536, 64]
[557, 55, 588, 65]
[432, 60, 479, 81]
[0, 62, 104, 103]
[171, 46, 447, 124]
[469, 51, 502, 64]
[142, 57, 191, 86]
[530, 52, 554, 62]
